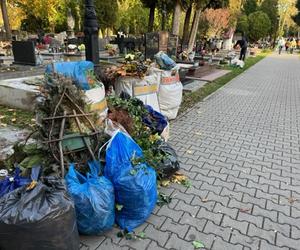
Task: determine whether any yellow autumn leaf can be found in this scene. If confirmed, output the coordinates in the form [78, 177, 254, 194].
[161, 179, 170, 187]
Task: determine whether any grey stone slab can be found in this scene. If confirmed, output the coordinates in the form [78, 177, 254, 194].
[199, 69, 231, 82]
[0, 126, 32, 162]
[183, 80, 207, 93]
[0, 75, 42, 111]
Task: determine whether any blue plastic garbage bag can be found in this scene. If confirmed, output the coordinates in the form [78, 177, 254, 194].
[65, 161, 115, 235]
[45, 61, 95, 90]
[143, 105, 168, 134]
[105, 131, 157, 232]
[154, 51, 176, 70]
[0, 167, 38, 198]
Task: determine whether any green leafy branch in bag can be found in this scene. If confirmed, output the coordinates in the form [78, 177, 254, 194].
[108, 97, 167, 176]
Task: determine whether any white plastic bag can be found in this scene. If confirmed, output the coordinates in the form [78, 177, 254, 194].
[231, 57, 245, 68]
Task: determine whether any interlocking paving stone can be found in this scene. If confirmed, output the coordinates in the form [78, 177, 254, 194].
[81, 54, 300, 249]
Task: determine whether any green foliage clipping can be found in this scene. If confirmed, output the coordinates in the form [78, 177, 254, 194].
[107, 96, 166, 175]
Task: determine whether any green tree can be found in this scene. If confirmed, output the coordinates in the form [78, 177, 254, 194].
[116, 0, 149, 34]
[236, 14, 249, 35]
[94, 0, 118, 35]
[182, 3, 192, 45]
[248, 11, 271, 41]
[187, 0, 229, 51]
[260, 0, 279, 36]
[243, 0, 257, 15]
[293, 0, 300, 25]
[141, 0, 157, 32]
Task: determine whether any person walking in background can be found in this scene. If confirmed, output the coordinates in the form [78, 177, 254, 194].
[234, 36, 248, 61]
[278, 37, 285, 54]
[290, 38, 296, 54]
[297, 38, 300, 49]
[285, 39, 290, 52]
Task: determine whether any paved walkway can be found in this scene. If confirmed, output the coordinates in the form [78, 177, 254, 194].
[81, 53, 300, 250]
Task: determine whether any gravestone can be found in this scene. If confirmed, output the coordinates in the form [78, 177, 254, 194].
[12, 41, 36, 66]
[167, 35, 178, 58]
[99, 38, 107, 51]
[159, 31, 169, 52]
[145, 32, 159, 59]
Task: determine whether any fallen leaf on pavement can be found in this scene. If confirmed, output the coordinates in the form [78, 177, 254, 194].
[239, 208, 251, 213]
[171, 172, 187, 184]
[160, 179, 170, 187]
[288, 197, 297, 204]
[137, 232, 146, 239]
[193, 240, 205, 249]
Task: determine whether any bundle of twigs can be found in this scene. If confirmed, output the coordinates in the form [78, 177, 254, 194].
[36, 74, 105, 175]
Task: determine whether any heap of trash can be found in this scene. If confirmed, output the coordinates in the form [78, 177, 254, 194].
[0, 52, 184, 250]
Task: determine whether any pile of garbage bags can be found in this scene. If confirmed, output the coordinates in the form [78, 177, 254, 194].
[0, 60, 181, 249]
[113, 51, 183, 120]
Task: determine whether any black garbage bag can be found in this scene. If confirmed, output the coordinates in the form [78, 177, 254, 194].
[157, 141, 180, 178]
[0, 177, 79, 250]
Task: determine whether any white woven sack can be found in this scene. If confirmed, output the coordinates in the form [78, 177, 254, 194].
[158, 70, 183, 120]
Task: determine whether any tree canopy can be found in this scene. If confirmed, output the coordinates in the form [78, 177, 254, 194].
[260, 0, 279, 36]
[293, 0, 300, 25]
[243, 0, 258, 16]
[0, 0, 298, 44]
[248, 11, 271, 41]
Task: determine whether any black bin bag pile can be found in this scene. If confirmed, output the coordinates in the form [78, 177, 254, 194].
[0, 169, 79, 250]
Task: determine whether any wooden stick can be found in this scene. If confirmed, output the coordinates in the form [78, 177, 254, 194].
[72, 110, 97, 162]
[49, 89, 66, 140]
[58, 111, 67, 177]
[48, 89, 66, 163]
[42, 131, 101, 144]
[64, 92, 96, 131]
[43, 113, 95, 121]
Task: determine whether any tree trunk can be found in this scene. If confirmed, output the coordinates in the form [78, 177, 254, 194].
[182, 5, 192, 47]
[148, 4, 155, 32]
[172, 0, 182, 35]
[0, 0, 11, 40]
[187, 8, 201, 53]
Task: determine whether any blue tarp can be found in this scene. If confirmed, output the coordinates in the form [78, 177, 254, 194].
[45, 61, 95, 90]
